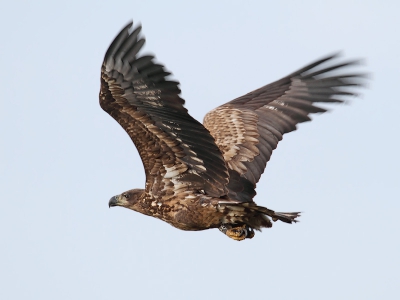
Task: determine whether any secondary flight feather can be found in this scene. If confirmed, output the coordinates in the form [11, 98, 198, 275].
[100, 21, 365, 241]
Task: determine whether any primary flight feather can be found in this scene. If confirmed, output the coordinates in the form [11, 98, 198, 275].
[100, 21, 364, 241]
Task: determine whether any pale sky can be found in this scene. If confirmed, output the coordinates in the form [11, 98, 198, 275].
[1, 1, 399, 299]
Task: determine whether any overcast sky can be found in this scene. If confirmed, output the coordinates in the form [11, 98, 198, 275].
[1, 0, 399, 299]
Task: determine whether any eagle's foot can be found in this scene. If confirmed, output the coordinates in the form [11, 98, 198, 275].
[219, 224, 255, 241]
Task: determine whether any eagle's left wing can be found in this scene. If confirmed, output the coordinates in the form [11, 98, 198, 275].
[100, 22, 229, 198]
[204, 54, 366, 202]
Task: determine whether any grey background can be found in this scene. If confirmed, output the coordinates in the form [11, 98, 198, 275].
[1, 0, 399, 299]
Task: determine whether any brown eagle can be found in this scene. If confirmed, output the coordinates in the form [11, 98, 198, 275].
[100, 22, 364, 241]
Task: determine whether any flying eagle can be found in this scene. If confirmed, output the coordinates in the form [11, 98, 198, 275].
[101, 22, 364, 241]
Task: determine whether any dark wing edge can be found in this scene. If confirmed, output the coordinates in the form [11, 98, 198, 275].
[100, 22, 229, 197]
[204, 53, 367, 202]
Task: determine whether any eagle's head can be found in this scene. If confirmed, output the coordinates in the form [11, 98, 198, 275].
[108, 189, 145, 210]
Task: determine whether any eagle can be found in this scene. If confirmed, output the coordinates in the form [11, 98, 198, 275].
[100, 21, 364, 241]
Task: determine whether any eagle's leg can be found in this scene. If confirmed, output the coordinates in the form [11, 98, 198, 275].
[219, 224, 255, 241]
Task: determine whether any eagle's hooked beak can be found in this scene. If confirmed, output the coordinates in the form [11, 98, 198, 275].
[108, 195, 119, 208]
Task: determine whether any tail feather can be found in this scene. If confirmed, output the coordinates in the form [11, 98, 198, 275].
[253, 205, 301, 224]
[220, 201, 301, 230]
[272, 212, 301, 224]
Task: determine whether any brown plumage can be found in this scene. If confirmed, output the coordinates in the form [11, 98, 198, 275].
[101, 21, 365, 241]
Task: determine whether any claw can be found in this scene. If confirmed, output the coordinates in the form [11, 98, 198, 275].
[247, 227, 255, 239]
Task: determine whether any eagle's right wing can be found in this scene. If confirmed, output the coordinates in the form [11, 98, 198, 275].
[100, 22, 229, 199]
[204, 54, 366, 202]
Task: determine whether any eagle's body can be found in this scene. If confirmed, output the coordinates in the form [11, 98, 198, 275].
[115, 191, 228, 231]
[101, 22, 364, 240]
[109, 189, 276, 233]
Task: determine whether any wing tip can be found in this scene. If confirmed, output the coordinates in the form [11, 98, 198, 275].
[104, 20, 141, 61]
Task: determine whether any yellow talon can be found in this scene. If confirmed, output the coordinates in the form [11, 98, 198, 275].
[225, 224, 254, 241]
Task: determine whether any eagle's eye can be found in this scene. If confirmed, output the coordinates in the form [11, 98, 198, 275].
[123, 193, 129, 199]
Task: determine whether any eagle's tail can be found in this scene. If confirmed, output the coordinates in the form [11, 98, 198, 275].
[253, 205, 301, 224]
[218, 202, 300, 240]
